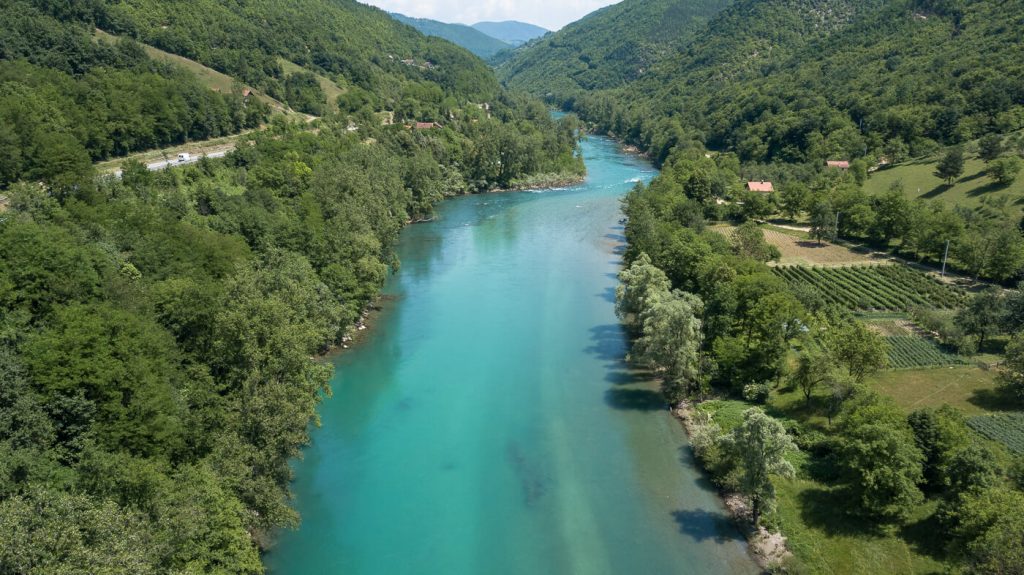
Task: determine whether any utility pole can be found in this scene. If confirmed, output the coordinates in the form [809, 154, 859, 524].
[834, 211, 840, 241]
[941, 239, 950, 277]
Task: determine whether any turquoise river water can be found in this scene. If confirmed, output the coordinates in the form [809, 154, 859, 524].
[265, 135, 758, 575]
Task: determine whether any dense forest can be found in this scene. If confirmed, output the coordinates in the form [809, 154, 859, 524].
[497, 0, 730, 96]
[503, 0, 1024, 167]
[0, 1, 582, 572]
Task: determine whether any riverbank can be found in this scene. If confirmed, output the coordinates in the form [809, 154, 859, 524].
[494, 170, 586, 193]
[673, 402, 792, 571]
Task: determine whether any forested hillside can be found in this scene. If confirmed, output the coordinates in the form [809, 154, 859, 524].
[505, 0, 1024, 167]
[390, 13, 513, 59]
[497, 0, 732, 97]
[0, 1, 582, 573]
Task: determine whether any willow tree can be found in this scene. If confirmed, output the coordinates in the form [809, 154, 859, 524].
[615, 252, 671, 329]
[721, 408, 797, 527]
[633, 289, 705, 403]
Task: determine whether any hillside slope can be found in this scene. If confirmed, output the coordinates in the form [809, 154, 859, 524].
[391, 13, 512, 59]
[497, 0, 732, 95]
[508, 0, 1024, 166]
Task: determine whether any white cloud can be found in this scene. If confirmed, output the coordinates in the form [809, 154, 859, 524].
[360, 0, 619, 30]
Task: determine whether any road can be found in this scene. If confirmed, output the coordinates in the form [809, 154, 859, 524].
[111, 149, 230, 178]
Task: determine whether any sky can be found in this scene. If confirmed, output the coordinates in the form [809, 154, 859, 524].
[358, 0, 620, 31]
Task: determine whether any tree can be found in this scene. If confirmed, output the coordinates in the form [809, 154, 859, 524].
[834, 393, 924, 520]
[977, 134, 1003, 163]
[988, 156, 1022, 186]
[634, 289, 705, 403]
[720, 408, 797, 527]
[948, 487, 1024, 573]
[997, 332, 1024, 401]
[935, 146, 964, 185]
[778, 182, 810, 220]
[731, 222, 781, 263]
[956, 288, 1007, 350]
[907, 405, 971, 491]
[615, 253, 671, 327]
[809, 201, 837, 245]
[824, 320, 888, 381]
[791, 345, 831, 407]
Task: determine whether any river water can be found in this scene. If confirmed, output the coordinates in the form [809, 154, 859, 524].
[265, 136, 757, 575]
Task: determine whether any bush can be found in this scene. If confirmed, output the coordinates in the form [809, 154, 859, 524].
[743, 383, 771, 403]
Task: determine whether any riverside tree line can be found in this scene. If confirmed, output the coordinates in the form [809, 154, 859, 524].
[615, 147, 1024, 572]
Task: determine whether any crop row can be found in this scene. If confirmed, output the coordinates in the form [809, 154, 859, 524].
[886, 336, 966, 369]
[967, 412, 1024, 455]
[773, 265, 965, 311]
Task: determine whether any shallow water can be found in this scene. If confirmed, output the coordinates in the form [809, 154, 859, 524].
[265, 136, 757, 575]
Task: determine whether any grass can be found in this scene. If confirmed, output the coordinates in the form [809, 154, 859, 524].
[278, 58, 346, 113]
[864, 149, 1024, 212]
[92, 28, 299, 118]
[867, 366, 1002, 416]
[776, 479, 948, 575]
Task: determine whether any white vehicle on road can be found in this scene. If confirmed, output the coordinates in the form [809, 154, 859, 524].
[177, 153, 191, 163]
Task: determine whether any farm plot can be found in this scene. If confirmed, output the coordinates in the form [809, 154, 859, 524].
[968, 412, 1024, 454]
[773, 265, 965, 311]
[886, 336, 967, 369]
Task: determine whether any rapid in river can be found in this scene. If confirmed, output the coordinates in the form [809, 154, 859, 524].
[265, 135, 758, 575]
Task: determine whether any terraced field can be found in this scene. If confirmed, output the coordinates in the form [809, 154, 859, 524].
[774, 265, 965, 311]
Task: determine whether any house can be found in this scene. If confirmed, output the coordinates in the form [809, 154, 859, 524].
[410, 122, 441, 130]
[826, 160, 850, 170]
[746, 181, 774, 193]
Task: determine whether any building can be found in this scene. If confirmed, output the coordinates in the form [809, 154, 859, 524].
[746, 181, 774, 193]
[410, 122, 441, 130]
[826, 160, 850, 170]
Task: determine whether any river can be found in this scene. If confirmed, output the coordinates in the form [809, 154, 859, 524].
[265, 135, 757, 574]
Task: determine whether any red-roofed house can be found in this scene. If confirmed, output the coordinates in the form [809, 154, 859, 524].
[827, 160, 850, 169]
[746, 181, 774, 193]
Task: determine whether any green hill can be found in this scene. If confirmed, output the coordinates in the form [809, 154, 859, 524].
[505, 0, 1024, 166]
[472, 21, 548, 46]
[497, 0, 732, 96]
[391, 13, 512, 59]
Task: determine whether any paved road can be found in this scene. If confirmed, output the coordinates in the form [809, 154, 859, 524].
[112, 150, 230, 178]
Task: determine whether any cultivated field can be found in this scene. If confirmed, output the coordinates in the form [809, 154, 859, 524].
[868, 367, 999, 416]
[968, 412, 1024, 454]
[773, 265, 966, 311]
[763, 228, 888, 266]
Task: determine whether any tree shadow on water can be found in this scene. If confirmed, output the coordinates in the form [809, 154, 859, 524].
[598, 286, 617, 303]
[678, 446, 716, 491]
[670, 509, 744, 543]
[604, 387, 665, 411]
[585, 324, 627, 362]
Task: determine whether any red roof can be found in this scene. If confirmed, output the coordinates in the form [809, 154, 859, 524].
[827, 160, 850, 169]
[746, 181, 774, 193]
[242, 88, 252, 97]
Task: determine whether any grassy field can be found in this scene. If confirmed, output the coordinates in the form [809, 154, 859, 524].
[864, 149, 1024, 211]
[92, 29, 300, 118]
[776, 479, 947, 575]
[278, 58, 346, 113]
[715, 224, 888, 266]
[867, 366, 1001, 416]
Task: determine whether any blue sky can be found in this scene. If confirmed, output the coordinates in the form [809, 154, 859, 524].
[359, 0, 619, 30]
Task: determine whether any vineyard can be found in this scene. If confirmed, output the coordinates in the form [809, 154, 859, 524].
[968, 412, 1024, 455]
[773, 265, 965, 311]
[886, 336, 967, 369]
